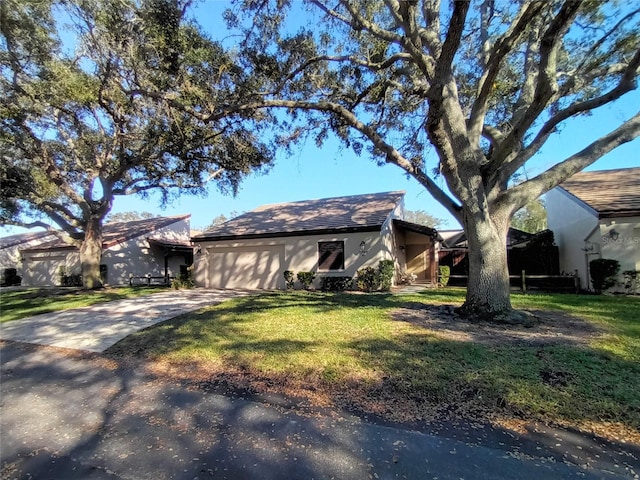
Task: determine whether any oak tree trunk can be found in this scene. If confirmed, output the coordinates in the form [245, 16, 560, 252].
[459, 210, 512, 317]
[80, 216, 103, 289]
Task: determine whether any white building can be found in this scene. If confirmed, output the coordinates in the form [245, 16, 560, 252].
[547, 168, 640, 292]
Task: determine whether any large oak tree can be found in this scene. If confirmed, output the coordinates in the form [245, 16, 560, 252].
[217, 0, 640, 319]
[0, 0, 274, 288]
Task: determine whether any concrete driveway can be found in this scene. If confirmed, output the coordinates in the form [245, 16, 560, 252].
[0, 289, 248, 352]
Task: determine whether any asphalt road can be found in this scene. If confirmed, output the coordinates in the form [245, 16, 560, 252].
[2, 340, 638, 480]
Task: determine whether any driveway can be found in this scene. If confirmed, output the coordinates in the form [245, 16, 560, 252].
[0, 289, 248, 352]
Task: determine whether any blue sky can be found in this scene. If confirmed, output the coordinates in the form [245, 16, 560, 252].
[2, 2, 639, 236]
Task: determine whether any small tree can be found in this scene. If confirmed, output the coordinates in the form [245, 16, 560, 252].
[356, 267, 378, 292]
[297, 271, 315, 290]
[378, 260, 395, 292]
[439, 266, 451, 287]
[283, 270, 295, 290]
[589, 259, 620, 294]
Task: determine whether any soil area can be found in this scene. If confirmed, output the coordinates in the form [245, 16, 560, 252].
[391, 303, 603, 347]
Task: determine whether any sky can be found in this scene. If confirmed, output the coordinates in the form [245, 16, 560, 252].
[2, 1, 639, 236]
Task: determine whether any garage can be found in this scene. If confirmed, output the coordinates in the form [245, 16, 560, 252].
[205, 245, 284, 289]
[23, 255, 66, 286]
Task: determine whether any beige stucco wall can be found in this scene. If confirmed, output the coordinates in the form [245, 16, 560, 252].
[596, 217, 640, 292]
[546, 188, 599, 289]
[194, 230, 392, 290]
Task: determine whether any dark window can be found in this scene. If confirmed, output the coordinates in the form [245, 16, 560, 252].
[318, 241, 345, 270]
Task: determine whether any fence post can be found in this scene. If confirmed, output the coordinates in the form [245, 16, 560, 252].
[521, 270, 526, 293]
[573, 269, 580, 294]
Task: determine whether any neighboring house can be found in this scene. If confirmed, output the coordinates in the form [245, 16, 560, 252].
[547, 167, 640, 291]
[0, 231, 58, 280]
[19, 215, 193, 286]
[438, 228, 559, 277]
[192, 191, 442, 290]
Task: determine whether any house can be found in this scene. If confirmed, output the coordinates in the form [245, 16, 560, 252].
[19, 215, 193, 286]
[546, 167, 640, 291]
[192, 191, 441, 290]
[0, 231, 58, 283]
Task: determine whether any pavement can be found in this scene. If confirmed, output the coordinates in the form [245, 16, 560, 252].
[1, 289, 639, 479]
[0, 289, 248, 352]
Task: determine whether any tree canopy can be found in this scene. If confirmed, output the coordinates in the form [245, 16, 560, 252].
[511, 199, 547, 234]
[0, 0, 274, 287]
[208, 0, 639, 318]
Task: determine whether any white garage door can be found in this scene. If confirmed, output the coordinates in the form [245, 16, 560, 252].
[24, 256, 66, 286]
[207, 245, 284, 289]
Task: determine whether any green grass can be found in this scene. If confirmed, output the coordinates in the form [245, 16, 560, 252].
[0, 286, 167, 322]
[107, 289, 640, 437]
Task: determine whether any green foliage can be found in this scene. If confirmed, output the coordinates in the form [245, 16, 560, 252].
[171, 276, 194, 290]
[356, 266, 378, 292]
[511, 199, 548, 234]
[439, 266, 451, 287]
[590, 259, 620, 294]
[320, 276, 353, 292]
[283, 270, 295, 290]
[403, 210, 443, 228]
[622, 270, 640, 295]
[296, 271, 315, 290]
[106, 211, 157, 223]
[378, 260, 395, 292]
[1, 268, 21, 287]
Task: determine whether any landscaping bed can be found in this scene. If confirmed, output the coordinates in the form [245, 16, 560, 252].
[102, 289, 639, 445]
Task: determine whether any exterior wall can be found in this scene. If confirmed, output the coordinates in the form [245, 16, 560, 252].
[194, 230, 386, 290]
[546, 188, 599, 288]
[597, 217, 640, 292]
[102, 218, 192, 285]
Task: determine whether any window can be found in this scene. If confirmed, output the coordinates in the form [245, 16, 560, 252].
[318, 241, 345, 270]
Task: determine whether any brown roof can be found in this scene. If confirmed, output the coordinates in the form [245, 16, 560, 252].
[558, 168, 640, 218]
[193, 191, 405, 241]
[20, 215, 191, 252]
[0, 231, 57, 250]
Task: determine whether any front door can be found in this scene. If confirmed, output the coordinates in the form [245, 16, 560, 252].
[406, 244, 427, 281]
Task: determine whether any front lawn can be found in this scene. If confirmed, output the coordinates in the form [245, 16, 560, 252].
[0, 286, 167, 323]
[107, 289, 640, 442]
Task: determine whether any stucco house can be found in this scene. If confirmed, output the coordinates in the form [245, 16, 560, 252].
[192, 191, 441, 290]
[546, 167, 640, 291]
[0, 231, 58, 283]
[19, 215, 193, 287]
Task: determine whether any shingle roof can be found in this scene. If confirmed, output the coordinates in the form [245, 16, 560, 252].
[20, 215, 191, 251]
[0, 231, 57, 250]
[558, 168, 640, 218]
[193, 191, 405, 241]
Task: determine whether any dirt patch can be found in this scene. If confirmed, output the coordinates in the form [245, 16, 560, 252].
[391, 304, 603, 347]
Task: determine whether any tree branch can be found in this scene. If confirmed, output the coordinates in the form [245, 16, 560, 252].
[503, 111, 640, 212]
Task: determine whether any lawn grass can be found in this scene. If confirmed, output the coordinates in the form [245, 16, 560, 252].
[104, 289, 640, 441]
[0, 286, 167, 323]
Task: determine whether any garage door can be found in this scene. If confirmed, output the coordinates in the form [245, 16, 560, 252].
[24, 256, 66, 286]
[207, 245, 284, 289]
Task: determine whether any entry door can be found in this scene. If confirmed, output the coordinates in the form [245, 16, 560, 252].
[406, 244, 427, 281]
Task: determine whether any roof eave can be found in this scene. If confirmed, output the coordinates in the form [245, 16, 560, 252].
[192, 225, 383, 243]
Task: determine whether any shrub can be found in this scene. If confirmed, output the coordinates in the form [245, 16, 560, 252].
[590, 258, 620, 294]
[283, 270, 295, 290]
[356, 266, 378, 292]
[622, 270, 639, 295]
[297, 271, 315, 290]
[378, 260, 395, 291]
[439, 265, 451, 287]
[171, 276, 194, 289]
[321, 276, 353, 292]
[1, 268, 21, 287]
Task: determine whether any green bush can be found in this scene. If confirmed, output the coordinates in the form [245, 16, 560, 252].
[439, 265, 451, 287]
[622, 270, 639, 295]
[297, 271, 316, 290]
[378, 260, 395, 292]
[283, 270, 295, 290]
[356, 266, 378, 292]
[171, 276, 194, 289]
[590, 258, 620, 294]
[320, 276, 353, 292]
